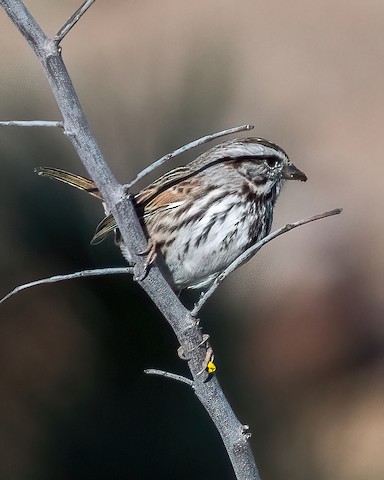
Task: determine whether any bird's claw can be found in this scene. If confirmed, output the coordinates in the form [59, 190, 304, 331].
[134, 239, 158, 281]
[177, 334, 216, 376]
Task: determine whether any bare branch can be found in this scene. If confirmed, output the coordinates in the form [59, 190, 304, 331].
[125, 124, 254, 189]
[192, 208, 343, 315]
[54, 0, 96, 44]
[0, 267, 133, 304]
[0, 120, 63, 128]
[144, 369, 194, 387]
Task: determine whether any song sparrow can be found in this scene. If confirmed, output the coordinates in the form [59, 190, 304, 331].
[36, 137, 307, 290]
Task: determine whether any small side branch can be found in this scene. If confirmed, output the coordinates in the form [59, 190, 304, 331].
[144, 369, 194, 387]
[0, 120, 63, 128]
[192, 208, 343, 315]
[125, 124, 254, 189]
[0, 267, 133, 304]
[54, 0, 96, 44]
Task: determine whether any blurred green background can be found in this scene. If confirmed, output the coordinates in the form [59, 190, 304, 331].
[1, 1, 383, 479]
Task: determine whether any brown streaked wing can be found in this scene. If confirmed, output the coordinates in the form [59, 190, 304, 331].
[135, 165, 192, 206]
[141, 180, 197, 216]
[135, 149, 225, 206]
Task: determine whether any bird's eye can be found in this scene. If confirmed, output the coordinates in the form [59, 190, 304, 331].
[265, 157, 279, 168]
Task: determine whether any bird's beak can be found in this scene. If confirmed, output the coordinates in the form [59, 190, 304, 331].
[282, 163, 307, 182]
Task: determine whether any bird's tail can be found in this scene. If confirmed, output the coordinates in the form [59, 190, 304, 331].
[35, 167, 103, 200]
[35, 166, 116, 243]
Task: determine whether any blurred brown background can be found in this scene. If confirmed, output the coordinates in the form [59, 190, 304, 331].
[1, 1, 383, 479]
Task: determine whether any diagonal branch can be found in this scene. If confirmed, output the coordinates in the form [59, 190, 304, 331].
[0, 2, 261, 479]
[193, 208, 343, 315]
[144, 369, 194, 387]
[125, 124, 254, 189]
[54, 0, 96, 44]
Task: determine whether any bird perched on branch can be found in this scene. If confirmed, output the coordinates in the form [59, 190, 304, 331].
[36, 137, 307, 290]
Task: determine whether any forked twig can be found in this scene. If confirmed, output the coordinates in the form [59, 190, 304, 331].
[192, 208, 343, 315]
[0, 120, 63, 128]
[0, 267, 133, 304]
[144, 369, 194, 387]
[54, 0, 96, 44]
[125, 124, 254, 189]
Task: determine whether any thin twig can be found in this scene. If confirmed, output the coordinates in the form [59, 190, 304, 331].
[0, 120, 63, 128]
[125, 124, 254, 189]
[54, 0, 96, 44]
[144, 368, 194, 387]
[0, 267, 133, 304]
[192, 208, 343, 315]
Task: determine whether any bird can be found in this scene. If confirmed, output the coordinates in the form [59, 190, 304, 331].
[36, 137, 307, 290]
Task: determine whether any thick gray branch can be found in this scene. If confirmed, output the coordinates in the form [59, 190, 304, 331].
[0, 1, 260, 479]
